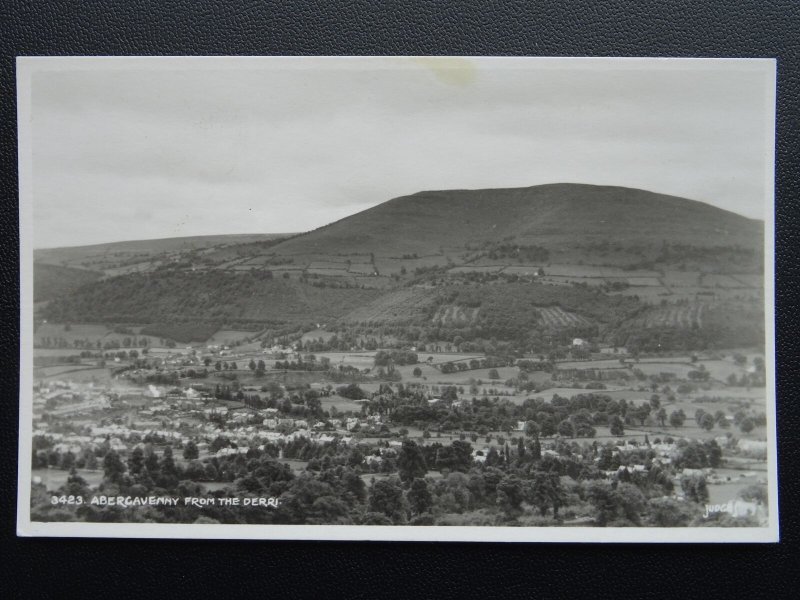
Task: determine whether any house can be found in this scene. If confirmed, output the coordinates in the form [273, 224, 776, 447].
[572, 338, 586, 347]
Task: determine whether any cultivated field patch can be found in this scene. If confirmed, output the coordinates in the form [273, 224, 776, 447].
[636, 303, 706, 329]
[536, 306, 592, 328]
[432, 305, 480, 325]
[342, 287, 436, 323]
[348, 263, 375, 275]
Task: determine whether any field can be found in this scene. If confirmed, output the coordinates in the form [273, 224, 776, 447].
[427, 366, 519, 385]
[536, 306, 592, 328]
[341, 287, 436, 324]
[205, 329, 259, 345]
[300, 329, 338, 343]
[320, 395, 365, 413]
[34, 366, 114, 383]
[313, 352, 377, 370]
[432, 305, 480, 325]
[632, 304, 706, 329]
[33, 468, 104, 491]
[707, 474, 768, 506]
[34, 322, 168, 348]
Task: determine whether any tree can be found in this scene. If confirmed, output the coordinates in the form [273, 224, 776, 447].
[406, 478, 433, 515]
[496, 474, 525, 519]
[103, 450, 127, 484]
[739, 484, 768, 505]
[412, 367, 422, 378]
[337, 383, 367, 400]
[657, 408, 667, 427]
[248, 359, 256, 371]
[681, 474, 709, 504]
[669, 410, 686, 428]
[587, 481, 646, 526]
[397, 440, 428, 484]
[127, 447, 144, 476]
[488, 368, 500, 380]
[699, 413, 715, 432]
[524, 421, 540, 438]
[183, 440, 199, 460]
[61, 467, 90, 498]
[368, 478, 408, 523]
[526, 471, 565, 517]
[557, 419, 575, 437]
[648, 497, 698, 527]
[739, 417, 755, 434]
[435, 441, 473, 472]
[609, 415, 625, 436]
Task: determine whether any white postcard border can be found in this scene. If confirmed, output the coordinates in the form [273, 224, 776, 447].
[16, 56, 779, 543]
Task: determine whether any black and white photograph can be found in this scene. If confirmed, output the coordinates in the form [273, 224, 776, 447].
[16, 56, 778, 542]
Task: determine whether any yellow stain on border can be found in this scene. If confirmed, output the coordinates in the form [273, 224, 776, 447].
[411, 57, 477, 87]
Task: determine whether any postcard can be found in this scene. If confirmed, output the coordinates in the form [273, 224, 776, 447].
[16, 56, 778, 541]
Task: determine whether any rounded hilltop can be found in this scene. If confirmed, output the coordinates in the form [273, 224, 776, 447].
[267, 183, 763, 257]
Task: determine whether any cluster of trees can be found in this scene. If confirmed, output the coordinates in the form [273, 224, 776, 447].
[36, 334, 152, 350]
[438, 355, 514, 374]
[32, 431, 761, 527]
[274, 356, 330, 371]
[370, 390, 695, 440]
[373, 349, 418, 367]
[336, 384, 368, 400]
[40, 270, 381, 342]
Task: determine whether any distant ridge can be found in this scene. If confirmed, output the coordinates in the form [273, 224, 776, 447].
[34, 233, 293, 264]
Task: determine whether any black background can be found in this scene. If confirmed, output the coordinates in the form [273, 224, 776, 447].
[1, 1, 798, 597]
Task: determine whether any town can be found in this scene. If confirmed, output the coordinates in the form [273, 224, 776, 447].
[30, 326, 769, 527]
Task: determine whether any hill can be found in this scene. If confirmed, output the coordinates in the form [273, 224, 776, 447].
[34, 184, 765, 351]
[266, 184, 763, 258]
[34, 233, 293, 273]
[33, 263, 103, 303]
[39, 270, 384, 339]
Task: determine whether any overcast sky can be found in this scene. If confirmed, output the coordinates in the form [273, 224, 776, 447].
[26, 57, 774, 248]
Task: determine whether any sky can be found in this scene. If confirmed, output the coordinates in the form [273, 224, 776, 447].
[24, 57, 775, 248]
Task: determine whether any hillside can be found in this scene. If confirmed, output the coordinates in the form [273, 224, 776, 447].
[34, 183, 765, 351]
[266, 184, 763, 258]
[33, 263, 103, 303]
[34, 233, 293, 273]
[39, 270, 383, 334]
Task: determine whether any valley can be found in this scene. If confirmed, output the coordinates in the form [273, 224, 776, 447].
[29, 184, 769, 527]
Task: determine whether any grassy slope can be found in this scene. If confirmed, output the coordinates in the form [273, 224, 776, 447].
[33, 263, 103, 302]
[266, 184, 764, 257]
[34, 233, 291, 266]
